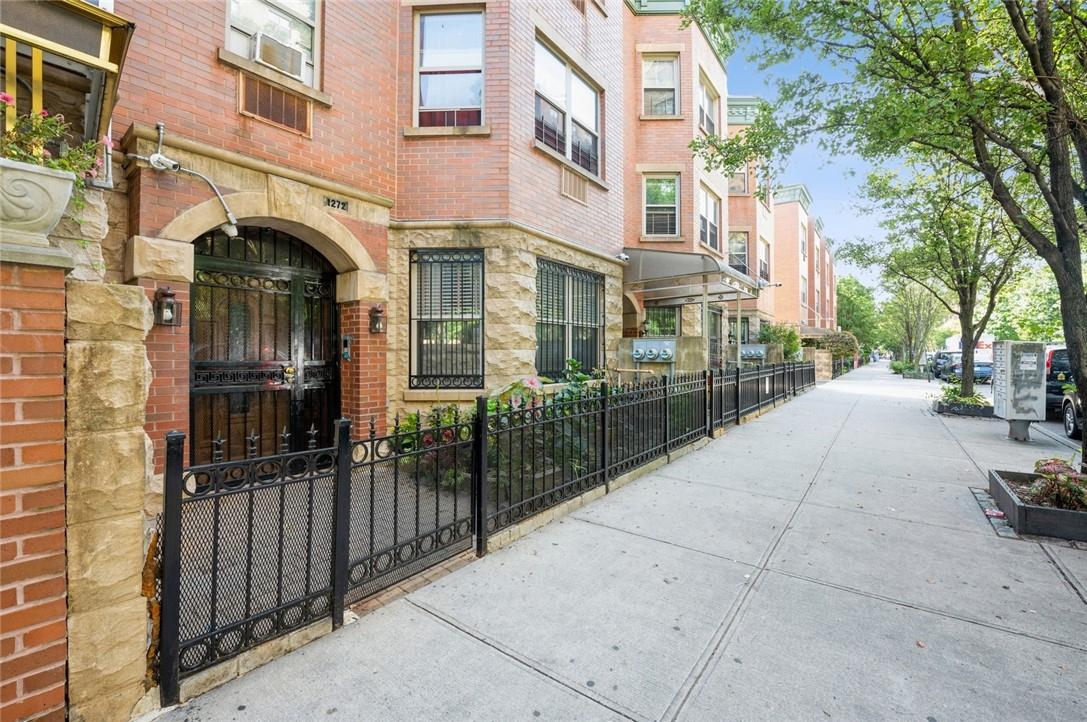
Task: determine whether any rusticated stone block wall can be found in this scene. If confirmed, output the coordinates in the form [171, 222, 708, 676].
[64, 281, 154, 722]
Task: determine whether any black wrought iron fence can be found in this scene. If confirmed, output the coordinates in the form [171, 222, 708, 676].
[159, 362, 816, 704]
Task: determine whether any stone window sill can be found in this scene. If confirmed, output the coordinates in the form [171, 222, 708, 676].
[532, 141, 609, 190]
[640, 235, 683, 243]
[639, 114, 686, 121]
[402, 125, 491, 137]
[218, 49, 332, 107]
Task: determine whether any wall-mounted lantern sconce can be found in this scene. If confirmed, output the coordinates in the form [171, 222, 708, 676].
[154, 286, 182, 326]
[369, 304, 386, 334]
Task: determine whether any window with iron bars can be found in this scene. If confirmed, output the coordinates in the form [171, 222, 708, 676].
[409, 249, 485, 388]
[536, 259, 604, 380]
[643, 306, 680, 337]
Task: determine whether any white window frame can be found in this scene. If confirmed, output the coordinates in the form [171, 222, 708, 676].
[226, 0, 322, 88]
[729, 162, 749, 194]
[801, 275, 808, 306]
[800, 222, 808, 260]
[728, 230, 749, 273]
[413, 9, 486, 127]
[642, 54, 679, 116]
[534, 37, 601, 177]
[699, 185, 720, 251]
[698, 74, 718, 134]
[758, 237, 770, 280]
[643, 174, 680, 237]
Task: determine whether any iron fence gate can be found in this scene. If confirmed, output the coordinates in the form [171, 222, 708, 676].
[159, 363, 816, 703]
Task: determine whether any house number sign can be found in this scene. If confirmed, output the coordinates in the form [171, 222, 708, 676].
[324, 197, 349, 212]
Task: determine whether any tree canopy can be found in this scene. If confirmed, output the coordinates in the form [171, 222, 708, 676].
[835, 276, 880, 350]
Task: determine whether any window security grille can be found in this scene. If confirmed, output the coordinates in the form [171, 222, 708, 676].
[536, 259, 603, 380]
[644, 307, 679, 337]
[410, 249, 485, 388]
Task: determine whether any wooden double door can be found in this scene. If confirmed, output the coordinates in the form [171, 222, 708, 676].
[189, 226, 339, 464]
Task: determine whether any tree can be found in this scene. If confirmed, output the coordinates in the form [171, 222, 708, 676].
[880, 281, 946, 366]
[806, 331, 861, 359]
[758, 322, 801, 359]
[989, 263, 1066, 342]
[843, 160, 1026, 394]
[835, 277, 880, 351]
[683, 0, 1087, 467]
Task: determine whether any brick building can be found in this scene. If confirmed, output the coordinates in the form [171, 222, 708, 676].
[773, 183, 839, 334]
[1, 2, 835, 721]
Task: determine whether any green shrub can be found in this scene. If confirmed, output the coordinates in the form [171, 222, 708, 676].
[758, 323, 801, 359]
[889, 360, 915, 374]
[1026, 458, 1087, 511]
[938, 381, 989, 407]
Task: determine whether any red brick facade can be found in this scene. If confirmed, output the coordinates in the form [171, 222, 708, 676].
[0, 263, 68, 722]
[338, 302, 388, 438]
[139, 280, 190, 473]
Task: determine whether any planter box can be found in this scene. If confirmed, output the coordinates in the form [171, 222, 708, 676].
[989, 470, 1087, 541]
[0, 157, 75, 247]
[932, 400, 994, 417]
[902, 371, 931, 380]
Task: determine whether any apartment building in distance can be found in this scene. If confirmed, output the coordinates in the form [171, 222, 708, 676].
[773, 184, 839, 334]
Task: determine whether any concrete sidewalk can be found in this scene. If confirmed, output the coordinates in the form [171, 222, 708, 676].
[161, 362, 1087, 722]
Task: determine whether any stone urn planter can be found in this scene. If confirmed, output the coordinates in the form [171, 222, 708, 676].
[989, 470, 1087, 541]
[0, 157, 75, 247]
[932, 400, 994, 418]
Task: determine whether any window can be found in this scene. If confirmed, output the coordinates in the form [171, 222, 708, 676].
[698, 77, 718, 134]
[728, 317, 750, 344]
[227, 0, 319, 86]
[699, 186, 720, 250]
[409, 249, 484, 388]
[643, 55, 678, 115]
[728, 231, 749, 275]
[643, 307, 679, 337]
[416, 11, 483, 127]
[815, 289, 821, 316]
[801, 275, 808, 306]
[800, 223, 808, 260]
[758, 238, 770, 280]
[729, 164, 749, 194]
[535, 40, 600, 175]
[644, 176, 679, 235]
[536, 260, 604, 380]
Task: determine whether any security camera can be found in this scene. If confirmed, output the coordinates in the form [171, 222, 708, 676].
[148, 152, 182, 172]
[219, 222, 239, 239]
[616, 252, 630, 262]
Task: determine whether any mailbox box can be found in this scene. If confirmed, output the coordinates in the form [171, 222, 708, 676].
[993, 341, 1046, 440]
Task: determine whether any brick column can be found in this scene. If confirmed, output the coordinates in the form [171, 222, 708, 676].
[0, 262, 69, 722]
[339, 301, 387, 437]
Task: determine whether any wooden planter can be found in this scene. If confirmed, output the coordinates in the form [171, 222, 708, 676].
[989, 470, 1087, 541]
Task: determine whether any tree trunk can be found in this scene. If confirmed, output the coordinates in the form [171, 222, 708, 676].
[958, 312, 975, 397]
[1056, 283, 1087, 473]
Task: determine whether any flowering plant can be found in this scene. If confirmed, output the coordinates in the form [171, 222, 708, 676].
[1026, 457, 1087, 511]
[0, 94, 106, 210]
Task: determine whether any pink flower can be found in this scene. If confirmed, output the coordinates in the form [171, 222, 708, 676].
[95, 157, 104, 169]
[41, 148, 52, 159]
[0, 92, 13, 105]
[523, 376, 542, 390]
[39, 109, 49, 117]
[101, 134, 112, 148]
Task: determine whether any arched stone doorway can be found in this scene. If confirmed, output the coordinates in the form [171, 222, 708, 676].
[189, 225, 339, 463]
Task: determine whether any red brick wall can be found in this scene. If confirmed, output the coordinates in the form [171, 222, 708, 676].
[339, 302, 387, 438]
[0, 263, 68, 722]
[111, 0, 398, 201]
[140, 280, 190, 474]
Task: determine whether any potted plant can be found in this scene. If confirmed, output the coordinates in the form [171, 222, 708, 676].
[931, 380, 994, 417]
[1, 94, 103, 247]
[989, 458, 1087, 541]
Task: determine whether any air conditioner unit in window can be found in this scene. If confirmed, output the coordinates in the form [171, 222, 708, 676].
[251, 33, 304, 80]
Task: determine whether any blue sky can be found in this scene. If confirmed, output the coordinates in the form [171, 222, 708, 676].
[726, 51, 886, 291]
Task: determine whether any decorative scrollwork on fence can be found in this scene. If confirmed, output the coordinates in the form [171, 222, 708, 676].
[181, 449, 337, 497]
[193, 366, 287, 388]
[194, 270, 291, 292]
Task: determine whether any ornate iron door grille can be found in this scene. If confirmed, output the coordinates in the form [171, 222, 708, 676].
[190, 226, 339, 464]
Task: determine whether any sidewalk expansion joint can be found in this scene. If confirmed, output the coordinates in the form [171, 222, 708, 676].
[766, 567, 1087, 653]
[568, 515, 761, 570]
[1039, 543, 1087, 605]
[405, 598, 645, 722]
[661, 387, 864, 722]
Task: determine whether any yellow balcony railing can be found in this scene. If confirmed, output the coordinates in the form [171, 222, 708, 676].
[1, 0, 133, 139]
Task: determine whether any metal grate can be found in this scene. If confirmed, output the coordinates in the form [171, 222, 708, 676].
[535, 259, 603, 380]
[561, 166, 588, 204]
[409, 249, 485, 389]
[240, 74, 311, 135]
[535, 94, 566, 153]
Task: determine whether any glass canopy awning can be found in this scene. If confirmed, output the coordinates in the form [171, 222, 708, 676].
[621, 248, 760, 306]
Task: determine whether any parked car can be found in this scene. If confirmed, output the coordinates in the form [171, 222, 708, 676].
[931, 351, 961, 379]
[1046, 347, 1073, 417]
[1063, 389, 1083, 440]
[946, 360, 993, 384]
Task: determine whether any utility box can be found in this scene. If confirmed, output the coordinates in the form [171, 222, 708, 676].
[992, 341, 1046, 440]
